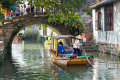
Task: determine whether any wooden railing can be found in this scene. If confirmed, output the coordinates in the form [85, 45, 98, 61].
[50, 48, 63, 57]
[50, 49, 56, 54]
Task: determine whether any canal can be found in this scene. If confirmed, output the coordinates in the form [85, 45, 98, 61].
[0, 40, 120, 80]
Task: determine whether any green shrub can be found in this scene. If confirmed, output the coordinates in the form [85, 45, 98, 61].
[118, 51, 120, 56]
[92, 44, 98, 51]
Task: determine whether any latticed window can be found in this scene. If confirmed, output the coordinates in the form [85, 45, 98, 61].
[95, 8, 101, 30]
[105, 4, 113, 31]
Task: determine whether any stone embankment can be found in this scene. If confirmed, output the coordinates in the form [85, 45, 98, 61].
[82, 41, 98, 52]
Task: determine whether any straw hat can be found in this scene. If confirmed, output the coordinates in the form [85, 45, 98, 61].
[76, 35, 82, 39]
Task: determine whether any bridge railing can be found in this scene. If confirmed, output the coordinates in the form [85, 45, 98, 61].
[1, 12, 47, 25]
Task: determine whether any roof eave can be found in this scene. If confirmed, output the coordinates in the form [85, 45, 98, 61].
[90, 0, 117, 9]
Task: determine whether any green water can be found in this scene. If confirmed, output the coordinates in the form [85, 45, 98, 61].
[0, 40, 120, 80]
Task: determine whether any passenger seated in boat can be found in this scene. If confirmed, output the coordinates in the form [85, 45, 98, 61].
[58, 42, 64, 54]
[63, 45, 69, 51]
[63, 45, 74, 54]
[69, 45, 74, 54]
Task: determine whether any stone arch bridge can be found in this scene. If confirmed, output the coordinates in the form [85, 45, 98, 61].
[0, 12, 71, 52]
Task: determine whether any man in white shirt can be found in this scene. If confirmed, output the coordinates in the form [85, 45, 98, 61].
[73, 39, 82, 56]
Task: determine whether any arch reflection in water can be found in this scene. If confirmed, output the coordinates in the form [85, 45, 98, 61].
[1, 41, 120, 80]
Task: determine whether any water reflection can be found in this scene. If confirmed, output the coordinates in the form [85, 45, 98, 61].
[92, 53, 120, 80]
[0, 40, 120, 80]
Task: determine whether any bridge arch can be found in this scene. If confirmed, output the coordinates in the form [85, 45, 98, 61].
[0, 13, 71, 53]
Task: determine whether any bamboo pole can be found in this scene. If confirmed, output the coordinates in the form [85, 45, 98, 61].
[56, 39, 58, 57]
[73, 38, 74, 43]
[81, 46, 93, 68]
[70, 38, 72, 46]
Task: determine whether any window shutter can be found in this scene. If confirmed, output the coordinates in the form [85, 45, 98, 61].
[110, 5, 113, 30]
[98, 12, 101, 30]
[105, 4, 113, 31]
[95, 9, 98, 30]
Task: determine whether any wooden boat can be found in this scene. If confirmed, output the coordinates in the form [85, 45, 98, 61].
[0, 41, 4, 62]
[50, 35, 93, 66]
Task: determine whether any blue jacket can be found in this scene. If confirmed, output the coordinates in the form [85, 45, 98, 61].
[58, 45, 63, 54]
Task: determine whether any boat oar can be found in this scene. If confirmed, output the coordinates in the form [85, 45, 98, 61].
[81, 46, 93, 68]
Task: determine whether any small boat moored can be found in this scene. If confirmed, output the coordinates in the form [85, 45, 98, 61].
[50, 35, 93, 67]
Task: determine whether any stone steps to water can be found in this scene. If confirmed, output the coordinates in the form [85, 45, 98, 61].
[82, 41, 94, 46]
[83, 46, 94, 49]
[83, 49, 97, 52]
[82, 41, 97, 52]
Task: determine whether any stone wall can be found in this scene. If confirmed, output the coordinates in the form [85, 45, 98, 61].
[81, 29, 93, 41]
[97, 42, 120, 56]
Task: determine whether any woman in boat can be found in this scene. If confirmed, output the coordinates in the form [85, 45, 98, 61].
[58, 42, 64, 54]
[63, 44, 69, 52]
[73, 39, 82, 56]
[69, 45, 74, 54]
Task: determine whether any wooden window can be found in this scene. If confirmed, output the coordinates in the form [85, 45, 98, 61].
[98, 12, 101, 30]
[95, 8, 101, 30]
[105, 4, 113, 31]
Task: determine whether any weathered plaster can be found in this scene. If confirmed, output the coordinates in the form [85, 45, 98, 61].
[92, 2, 120, 46]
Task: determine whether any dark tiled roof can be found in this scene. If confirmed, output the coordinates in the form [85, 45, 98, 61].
[90, 0, 118, 8]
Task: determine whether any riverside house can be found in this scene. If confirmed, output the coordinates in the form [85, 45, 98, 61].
[90, 0, 120, 55]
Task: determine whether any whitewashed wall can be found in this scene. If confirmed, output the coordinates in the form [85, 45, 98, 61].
[92, 9, 96, 40]
[25, 26, 39, 34]
[92, 2, 120, 45]
[25, 25, 57, 37]
[113, 2, 120, 45]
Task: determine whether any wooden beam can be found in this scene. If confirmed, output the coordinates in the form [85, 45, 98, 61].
[56, 39, 58, 57]
[52, 38, 54, 49]
[70, 38, 72, 46]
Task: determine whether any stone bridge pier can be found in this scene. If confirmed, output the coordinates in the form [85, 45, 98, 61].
[0, 13, 71, 53]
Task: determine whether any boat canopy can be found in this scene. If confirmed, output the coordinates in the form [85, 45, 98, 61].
[52, 35, 75, 39]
